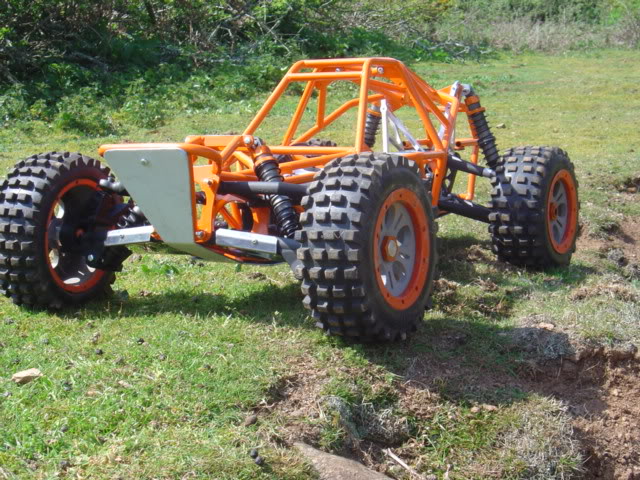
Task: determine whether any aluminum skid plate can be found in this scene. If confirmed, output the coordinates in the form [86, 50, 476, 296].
[103, 148, 228, 262]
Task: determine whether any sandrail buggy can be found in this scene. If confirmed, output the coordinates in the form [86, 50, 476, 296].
[0, 57, 578, 340]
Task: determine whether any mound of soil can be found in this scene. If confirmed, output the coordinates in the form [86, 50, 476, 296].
[257, 336, 640, 479]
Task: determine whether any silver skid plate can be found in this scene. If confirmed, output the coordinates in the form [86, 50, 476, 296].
[103, 148, 228, 262]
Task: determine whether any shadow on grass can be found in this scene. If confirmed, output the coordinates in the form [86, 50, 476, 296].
[110, 280, 318, 332]
[103, 246, 605, 408]
[358, 317, 575, 402]
[437, 234, 596, 284]
[79, 235, 607, 431]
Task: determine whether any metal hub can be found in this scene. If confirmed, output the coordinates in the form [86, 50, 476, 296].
[382, 236, 399, 261]
[377, 202, 416, 297]
[548, 180, 569, 246]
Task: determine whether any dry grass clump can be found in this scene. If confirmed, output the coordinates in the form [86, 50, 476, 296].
[570, 283, 638, 302]
[497, 396, 583, 479]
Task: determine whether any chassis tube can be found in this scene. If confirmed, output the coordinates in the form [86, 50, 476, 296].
[217, 181, 308, 199]
[438, 195, 491, 223]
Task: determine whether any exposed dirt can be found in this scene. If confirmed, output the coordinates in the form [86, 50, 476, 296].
[578, 216, 640, 266]
[256, 355, 330, 447]
[566, 358, 640, 479]
[255, 355, 422, 475]
[570, 283, 638, 302]
[258, 333, 640, 479]
[578, 215, 640, 282]
[612, 174, 640, 194]
[519, 347, 640, 480]
[397, 337, 640, 479]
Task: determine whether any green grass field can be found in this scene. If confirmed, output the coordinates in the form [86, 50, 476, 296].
[1, 50, 639, 479]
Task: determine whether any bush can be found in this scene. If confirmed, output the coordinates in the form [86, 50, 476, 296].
[53, 88, 116, 136]
[0, 0, 638, 133]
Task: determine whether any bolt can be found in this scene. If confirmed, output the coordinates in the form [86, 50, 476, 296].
[140, 158, 149, 166]
[243, 135, 252, 145]
[87, 254, 95, 262]
[377, 66, 384, 74]
[387, 239, 398, 258]
[195, 230, 205, 239]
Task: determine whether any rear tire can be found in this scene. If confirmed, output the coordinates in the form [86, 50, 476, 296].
[0, 152, 120, 308]
[295, 153, 437, 341]
[489, 146, 579, 267]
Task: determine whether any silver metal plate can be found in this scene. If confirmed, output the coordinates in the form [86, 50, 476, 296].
[103, 148, 229, 262]
[104, 225, 154, 246]
[214, 229, 279, 255]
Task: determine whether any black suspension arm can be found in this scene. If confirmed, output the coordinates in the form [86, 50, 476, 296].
[448, 153, 495, 178]
[217, 181, 308, 200]
[438, 195, 491, 223]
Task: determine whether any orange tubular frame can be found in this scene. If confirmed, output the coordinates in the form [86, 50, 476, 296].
[99, 57, 483, 257]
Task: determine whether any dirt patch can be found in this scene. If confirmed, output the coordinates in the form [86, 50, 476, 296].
[571, 363, 640, 479]
[433, 278, 460, 309]
[570, 284, 638, 302]
[255, 332, 640, 479]
[530, 351, 640, 480]
[256, 355, 331, 446]
[578, 216, 640, 265]
[612, 174, 640, 194]
[403, 331, 640, 479]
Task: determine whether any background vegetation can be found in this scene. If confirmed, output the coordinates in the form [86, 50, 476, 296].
[1, 0, 639, 135]
[1, 51, 639, 478]
[1, 2, 640, 478]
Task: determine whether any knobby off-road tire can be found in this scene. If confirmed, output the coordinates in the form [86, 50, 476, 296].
[0, 152, 119, 308]
[295, 153, 437, 341]
[489, 146, 579, 267]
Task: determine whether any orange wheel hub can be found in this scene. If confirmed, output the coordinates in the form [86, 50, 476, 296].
[373, 188, 429, 310]
[546, 170, 578, 254]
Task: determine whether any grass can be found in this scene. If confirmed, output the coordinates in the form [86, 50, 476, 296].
[1, 50, 639, 479]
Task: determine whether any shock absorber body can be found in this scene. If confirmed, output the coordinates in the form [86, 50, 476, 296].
[465, 88, 500, 170]
[246, 137, 300, 238]
[363, 104, 381, 148]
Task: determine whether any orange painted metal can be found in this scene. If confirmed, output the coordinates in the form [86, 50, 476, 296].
[546, 170, 579, 254]
[99, 57, 485, 254]
[373, 188, 430, 310]
[98, 143, 222, 172]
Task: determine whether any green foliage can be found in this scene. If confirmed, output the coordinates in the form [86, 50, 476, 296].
[452, 0, 606, 22]
[0, 0, 639, 134]
[53, 88, 117, 136]
[141, 260, 182, 277]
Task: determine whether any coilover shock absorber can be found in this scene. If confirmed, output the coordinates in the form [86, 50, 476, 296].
[245, 136, 300, 238]
[363, 104, 381, 148]
[465, 88, 500, 170]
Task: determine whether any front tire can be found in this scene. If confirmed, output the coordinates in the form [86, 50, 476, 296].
[0, 152, 120, 308]
[489, 146, 579, 267]
[296, 153, 437, 341]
